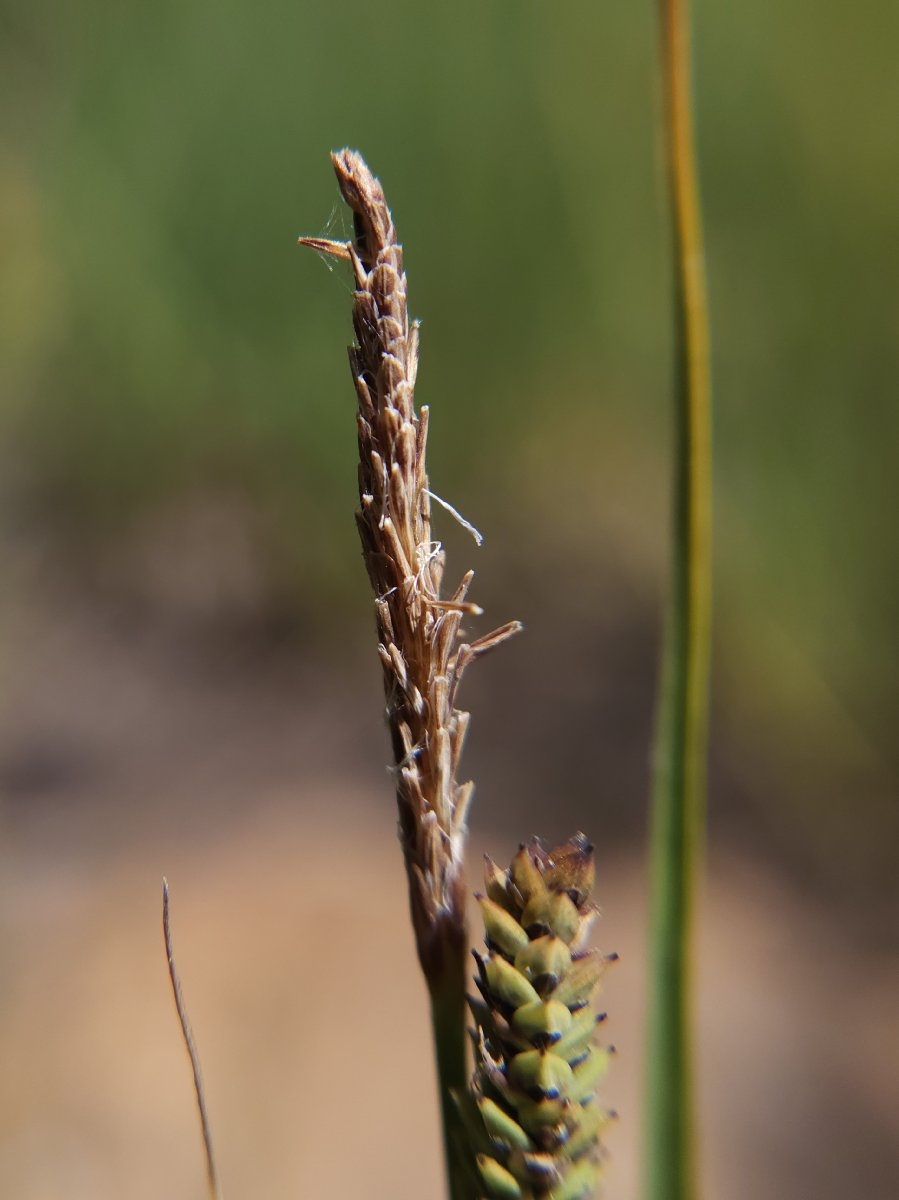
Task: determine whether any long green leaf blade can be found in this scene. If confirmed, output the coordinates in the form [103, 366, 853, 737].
[645, 0, 712, 1198]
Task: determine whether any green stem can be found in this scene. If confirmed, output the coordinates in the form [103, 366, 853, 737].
[428, 945, 474, 1200]
[645, 0, 712, 1199]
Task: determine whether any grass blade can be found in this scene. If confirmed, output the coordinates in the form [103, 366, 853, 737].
[645, 1, 712, 1199]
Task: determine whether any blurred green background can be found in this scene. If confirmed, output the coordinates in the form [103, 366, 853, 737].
[1, 0, 897, 1195]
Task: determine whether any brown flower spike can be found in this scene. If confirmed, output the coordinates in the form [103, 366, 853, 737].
[301, 150, 521, 983]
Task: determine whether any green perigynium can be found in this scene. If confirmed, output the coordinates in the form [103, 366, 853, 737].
[461, 836, 616, 1200]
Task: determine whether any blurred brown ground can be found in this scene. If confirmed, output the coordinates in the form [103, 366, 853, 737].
[1, 580, 897, 1200]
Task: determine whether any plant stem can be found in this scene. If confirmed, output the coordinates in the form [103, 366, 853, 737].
[646, 0, 712, 1198]
[428, 944, 473, 1200]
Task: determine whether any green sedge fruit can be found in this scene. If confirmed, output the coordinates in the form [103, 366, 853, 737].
[465, 836, 616, 1199]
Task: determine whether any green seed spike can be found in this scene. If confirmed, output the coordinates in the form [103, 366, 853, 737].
[465, 836, 616, 1199]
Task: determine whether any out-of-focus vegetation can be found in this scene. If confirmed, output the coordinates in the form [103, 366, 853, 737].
[1, 1, 897, 896]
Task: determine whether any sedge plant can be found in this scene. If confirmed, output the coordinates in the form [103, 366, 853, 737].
[300, 153, 615, 1200]
[166, 50, 711, 1186]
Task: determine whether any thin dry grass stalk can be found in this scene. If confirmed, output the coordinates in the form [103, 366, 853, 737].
[162, 879, 222, 1200]
[301, 151, 520, 985]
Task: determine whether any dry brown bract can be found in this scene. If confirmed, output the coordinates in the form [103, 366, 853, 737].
[300, 150, 521, 983]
